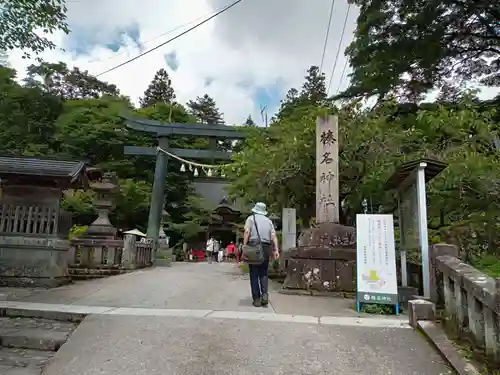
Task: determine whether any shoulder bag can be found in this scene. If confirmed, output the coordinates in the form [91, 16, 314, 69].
[242, 214, 265, 265]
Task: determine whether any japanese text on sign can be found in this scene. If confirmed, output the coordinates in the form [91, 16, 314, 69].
[320, 129, 336, 146]
[356, 214, 398, 305]
[316, 116, 339, 224]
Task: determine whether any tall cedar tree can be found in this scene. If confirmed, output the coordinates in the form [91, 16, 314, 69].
[187, 94, 224, 124]
[276, 65, 328, 121]
[244, 114, 256, 126]
[140, 69, 176, 108]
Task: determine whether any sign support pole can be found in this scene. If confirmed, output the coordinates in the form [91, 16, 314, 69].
[416, 162, 430, 298]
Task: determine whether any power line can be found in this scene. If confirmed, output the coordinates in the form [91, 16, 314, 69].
[319, 0, 336, 73]
[95, 0, 244, 77]
[326, 3, 351, 95]
[335, 58, 349, 94]
[88, 8, 226, 64]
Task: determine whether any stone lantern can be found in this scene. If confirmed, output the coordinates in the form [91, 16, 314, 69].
[158, 208, 168, 241]
[83, 172, 118, 239]
[156, 208, 172, 266]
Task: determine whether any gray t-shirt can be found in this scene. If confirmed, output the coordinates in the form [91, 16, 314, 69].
[245, 214, 275, 243]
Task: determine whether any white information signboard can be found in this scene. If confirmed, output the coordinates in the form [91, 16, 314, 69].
[356, 214, 398, 309]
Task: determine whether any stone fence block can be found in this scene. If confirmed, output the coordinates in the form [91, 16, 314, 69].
[436, 255, 471, 284]
[122, 234, 137, 270]
[408, 299, 436, 328]
[436, 255, 500, 315]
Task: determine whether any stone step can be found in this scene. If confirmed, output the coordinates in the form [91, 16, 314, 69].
[0, 347, 53, 370]
[0, 318, 77, 351]
[68, 268, 127, 276]
[0, 367, 41, 374]
[69, 274, 109, 280]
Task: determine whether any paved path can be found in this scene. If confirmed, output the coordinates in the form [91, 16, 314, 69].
[2, 263, 453, 374]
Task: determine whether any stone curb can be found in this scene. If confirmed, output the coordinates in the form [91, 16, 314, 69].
[417, 321, 481, 375]
[0, 302, 411, 329]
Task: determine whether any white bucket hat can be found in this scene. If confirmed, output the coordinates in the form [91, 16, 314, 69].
[251, 202, 267, 216]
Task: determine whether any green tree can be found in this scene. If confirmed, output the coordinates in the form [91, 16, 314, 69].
[300, 65, 327, 104]
[225, 67, 500, 238]
[114, 179, 152, 231]
[0, 50, 8, 66]
[24, 61, 120, 99]
[140, 68, 176, 108]
[187, 94, 224, 124]
[0, 0, 69, 57]
[169, 194, 213, 241]
[340, 0, 500, 101]
[244, 114, 256, 126]
[275, 66, 330, 122]
[0, 66, 62, 155]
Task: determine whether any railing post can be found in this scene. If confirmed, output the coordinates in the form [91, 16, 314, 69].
[92, 246, 103, 266]
[80, 246, 91, 266]
[67, 245, 77, 265]
[122, 234, 137, 270]
[467, 292, 485, 347]
[443, 276, 455, 317]
[106, 246, 116, 266]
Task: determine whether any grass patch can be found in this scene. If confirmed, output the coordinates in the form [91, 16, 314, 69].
[471, 254, 500, 278]
[239, 263, 249, 273]
[441, 313, 500, 375]
[355, 303, 396, 315]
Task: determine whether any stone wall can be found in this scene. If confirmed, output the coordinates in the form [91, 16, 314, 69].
[0, 236, 70, 287]
[436, 254, 500, 363]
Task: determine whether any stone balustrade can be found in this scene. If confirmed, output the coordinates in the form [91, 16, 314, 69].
[436, 255, 500, 362]
[68, 234, 153, 275]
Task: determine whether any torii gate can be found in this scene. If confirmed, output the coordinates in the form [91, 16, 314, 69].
[122, 115, 246, 259]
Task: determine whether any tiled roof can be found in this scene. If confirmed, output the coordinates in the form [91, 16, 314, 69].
[0, 156, 87, 179]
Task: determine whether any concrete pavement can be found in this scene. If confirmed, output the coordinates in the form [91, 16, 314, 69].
[1, 263, 453, 374]
[42, 314, 452, 375]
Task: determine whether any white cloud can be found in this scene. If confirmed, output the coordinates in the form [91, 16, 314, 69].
[7, 0, 360, 125]
[7, 0, 498, 126]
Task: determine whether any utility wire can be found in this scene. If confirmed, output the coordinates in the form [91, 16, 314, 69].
[319, 0, 336, 73]
[95, 0, 244, 77]
[335, 58, 349, 94]
[88, 7, 227, 64]
[326, 3, 351, 95]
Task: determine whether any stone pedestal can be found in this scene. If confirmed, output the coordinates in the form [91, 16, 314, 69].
[282, 222, 356, 293]
[0, 236, 70, 287]
[156, 243, 173, 267]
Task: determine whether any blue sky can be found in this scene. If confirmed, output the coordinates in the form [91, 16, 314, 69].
[64, 23, 141, 56]
[164, 51, 179, 71]
[252, 81, 284, 113]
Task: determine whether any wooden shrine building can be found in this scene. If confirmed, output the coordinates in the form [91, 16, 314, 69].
[207, 197, 243, 246]
[0, 156, 96, 287]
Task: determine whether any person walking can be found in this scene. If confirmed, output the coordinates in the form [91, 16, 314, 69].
[206, 237, 214, 263]
[242, 202, 279, 307]
[226, 241, 236, 262]
[212, 238, 220, 263]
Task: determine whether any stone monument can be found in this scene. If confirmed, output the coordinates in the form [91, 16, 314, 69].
[282, 115, 356, 293]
